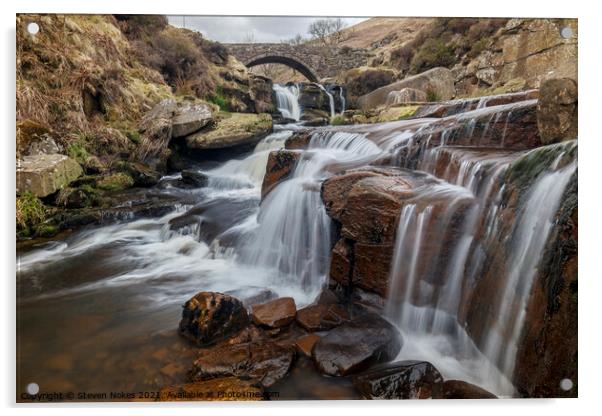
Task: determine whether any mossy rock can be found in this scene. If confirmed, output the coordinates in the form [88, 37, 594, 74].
[16, 191, 46, 232]
[96, 172, 135, 191]
[185, 113, 272, 150]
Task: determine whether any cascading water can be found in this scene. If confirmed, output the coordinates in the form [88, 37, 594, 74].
[274, 83, 301, 121]
[317, 83, 335, 118]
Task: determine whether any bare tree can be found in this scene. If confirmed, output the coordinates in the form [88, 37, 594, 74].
[308, 18, 347, 47]
[284, 33, 306, 45]
[243, 31, 256, 43]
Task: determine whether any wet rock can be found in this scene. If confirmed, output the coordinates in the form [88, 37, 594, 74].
[185, 113, 272, 150]
[160, 377, 264, 401]
[181, 170, 209, 187]
[321, 170, 382, 222]
[537, 78, 578, 144]
[251, 297, 297, 328]
[190, 341, 295, 387]
[225, 287, 279, 309]
[437, 380, 497, 399]
[295, 334, 320, 357]
[296, 303, 349, 332]
[171, 100, 213, 138]
[298, 83, 330, 112]
[55, 186, 99, 209]
[312, 312, 402, 376]
[358, 67, 455, 110]
[386, 88, 427, 105]
[261, 149, 302, 198]
[284, 131, 313, 150]
[352, 360, 443, 399]
[17, 154, 83, 197]
[179, 292, 249, 347]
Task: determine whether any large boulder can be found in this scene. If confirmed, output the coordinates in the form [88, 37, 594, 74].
[352, 361, 443, 399]
[179, 292, 249, 347]
[312, 312, 403, 376]
[537, 78, 578, 143]
[171, 100, 213, 138]
[386, 88, 428, 105]
[261, 150, 302, 199]
[190, 341, 295, 387]
[17, 154, 83, 197]
[251, 297, 297, 328]
[185, 113, 272, 150]
[249, 75, 274, 113]
[357, 67, 455, 110]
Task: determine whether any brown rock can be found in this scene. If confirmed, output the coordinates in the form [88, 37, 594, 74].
[261, 150, 302, 198]
[190, 341, 295, 387]
[437, 380, 497, 399]
[251, 297, 297, 328]
[179, 292, 249, 347]
[296, 304, 349, 332]
[352, 242, 395, 297]
[295, 334, 320, 357]
[321, 170, 381, 222]
[159, 377, 263, 401]
[353, 361, 443, 399]
[537, 78, 578, 144]
[284, 131, 313, 150]
[312, 312, 402, 376]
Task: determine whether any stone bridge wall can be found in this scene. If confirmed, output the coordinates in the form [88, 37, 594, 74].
[226, 43, 371, 81]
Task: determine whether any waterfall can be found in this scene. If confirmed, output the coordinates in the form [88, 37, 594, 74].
[238, 131, 383, 299]
[339, 87, 346, 113]
[384, 139, 577, 396]
[316, 83, 335, 118]
[273, 84, 301, 121]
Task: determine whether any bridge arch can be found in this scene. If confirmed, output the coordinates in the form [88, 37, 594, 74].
[244, 54, 319, 83]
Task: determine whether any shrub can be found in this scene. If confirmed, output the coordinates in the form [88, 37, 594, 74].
[330, 115, 349, 126]
[67, 140, 90, 164]
[207, 86, 229, 112]
[410, 39, 456, 74]
[426, 89, 441, 102]
[16, 191, 46, 231]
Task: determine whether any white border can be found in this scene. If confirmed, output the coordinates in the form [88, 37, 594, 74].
[2, 1, 599, 415]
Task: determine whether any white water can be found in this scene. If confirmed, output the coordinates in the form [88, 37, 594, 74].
[274, 83, 301, 121]
[317, 83, 335, 118]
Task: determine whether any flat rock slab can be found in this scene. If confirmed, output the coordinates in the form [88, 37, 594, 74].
[352, 360, 443, 399]
[185, 112, 272, 150]
[252, 297, 297, 328]
[296, 303, 350, 332]
[312, 312, 402, 376]
[172, 101, 213, 138]
[295, 334, 320, 357]
[17, 154, 83, 197]
[190, 341, 295, 388]
[179, 292, 248, 347]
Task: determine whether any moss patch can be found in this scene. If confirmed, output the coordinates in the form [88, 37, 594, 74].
[96, 172, 134, 191]
[16, 191, 46, 232]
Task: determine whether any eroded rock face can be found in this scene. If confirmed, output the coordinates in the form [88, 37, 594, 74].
[352, 361, 443, 399]
[181, 170, 209, 188]
[171, 101, 213, 138]
[179, 292, 249, 347]
[261, 150, 302, 198]
[312, 312, 402, 376]
[17, 154, 83, 197]
[159, 377, 263, 401]
[284, 131, 313, 150]
[357, 67, 455, 110]
[251, 297, 297, 328]
[437, 380, 497, 399]
[185, 113, 272, 150]
[537, 78, 578, 144]
[190, 341, 295, 387]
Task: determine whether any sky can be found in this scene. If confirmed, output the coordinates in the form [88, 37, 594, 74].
[166, 16, 368, 43]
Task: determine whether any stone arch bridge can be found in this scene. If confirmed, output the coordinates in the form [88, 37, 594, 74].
[225, 43, 371, 82]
